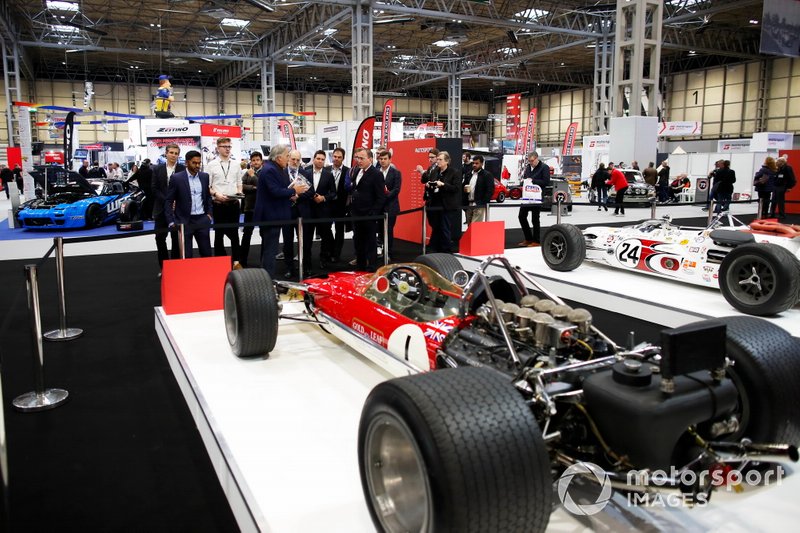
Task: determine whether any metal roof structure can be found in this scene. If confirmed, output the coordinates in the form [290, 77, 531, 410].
[1, 1, 768, 101]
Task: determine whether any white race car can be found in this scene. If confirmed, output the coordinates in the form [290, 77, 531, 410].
[541, 214, 800, 316]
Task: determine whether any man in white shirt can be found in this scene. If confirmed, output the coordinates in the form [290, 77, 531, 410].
[464, 155, 494, 224]
[207, 137, 243, 268]
[299, 150, 336, 271]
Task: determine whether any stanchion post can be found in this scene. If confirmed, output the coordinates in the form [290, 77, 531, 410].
[13, 265, 69, 412]
[421, 206, 428, 255]
[485, 201, 490, 220]
[383, 213, 389, 265]
[297, 217, 304, 280]
[44, 236, 83, 342]
[650, 197, 657, 219]
[556, 199, 563, 224]
[707, 200, 716, 225]
[178, 224, 186, 259]
[756, 198, 763, 220]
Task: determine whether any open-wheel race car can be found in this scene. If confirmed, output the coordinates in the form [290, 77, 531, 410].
[541, 213, 800, 316]
[222, 254, 800, 533]
[16, 179, 142, 230]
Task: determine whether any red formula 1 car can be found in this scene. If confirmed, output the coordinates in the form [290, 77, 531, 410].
[223, 255, 800, 533]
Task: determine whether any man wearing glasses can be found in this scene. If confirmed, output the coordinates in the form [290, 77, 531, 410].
[208, 137, 243, 268]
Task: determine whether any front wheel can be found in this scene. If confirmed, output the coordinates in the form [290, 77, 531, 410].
[85, 203, 104, 228]
[358, 367, 552, 533]
[719, 243, 800, 316]
[223, 269, 279, 357]
[541, 224, 586, 272]
[495, 191, 506, 203]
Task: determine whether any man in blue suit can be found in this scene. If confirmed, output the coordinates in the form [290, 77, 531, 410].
[254, 145, 309, 278]
[165, 150, 213, 258]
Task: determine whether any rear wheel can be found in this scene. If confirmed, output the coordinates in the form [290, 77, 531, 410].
[359, 367, 552, 533]
[85, 203, 104, 228]
[541, 224, 586, 272]
[509, 187, 522, 200]
[495, 191, 506, 203]
[223, 269, 279, 357]
[719, 243, 800, 316]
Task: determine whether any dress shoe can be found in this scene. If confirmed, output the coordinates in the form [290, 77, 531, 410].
[233, 262, 243, 270]
[527, 242, 541, 248]
[517, 240, 534, 247]
[349, 258, 358, 266]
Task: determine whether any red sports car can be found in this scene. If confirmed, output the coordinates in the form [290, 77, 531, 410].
[223, 254, 800, 533]
[491, 178, 509, 203]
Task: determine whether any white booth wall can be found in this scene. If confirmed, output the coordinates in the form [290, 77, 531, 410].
[668, 152, 768, 198]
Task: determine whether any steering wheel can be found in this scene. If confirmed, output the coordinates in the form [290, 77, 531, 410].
[387, 266, 427, 304]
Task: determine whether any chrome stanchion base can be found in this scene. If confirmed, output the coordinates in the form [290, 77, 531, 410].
[43, 327, 83, 342]
[12, 388, 69, 412]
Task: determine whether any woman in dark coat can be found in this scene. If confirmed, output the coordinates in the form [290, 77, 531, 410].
[590, 163, 609, 211]
[753, 156, 777, 218]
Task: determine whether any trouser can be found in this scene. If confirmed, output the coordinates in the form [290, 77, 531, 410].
[465, 206, 487, 224]
[615, 187, 628, 214]
[260, 224, 294, 277]
[140, 187, 153, 219]
[757, 191, 772, 218]
[428, 208, 452, 253]
[213, 201, 240, 264]
[184, 214, 212, 258]
[770, 187, 786, 217]
[240, 210, 254, 266]
[353, 215, 378, 270]
[314, 221, 334, 264]
[155, 212, 181, 268]
[593, 187, 607, 208]
[2, 182, 9, 199]
[518, 205, 542, 243]
[715, 192, 732, 213]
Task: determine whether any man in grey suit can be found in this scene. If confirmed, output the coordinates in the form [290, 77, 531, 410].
[165, 150, 213, 258]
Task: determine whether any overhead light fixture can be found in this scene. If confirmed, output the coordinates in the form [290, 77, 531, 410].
[322, 28, 338, 36]
[201, 57, 214, 63]
[373, 16, 415, 25]
[688, 50, 697, 55]
[513, 8, 550, 22]
[221, 18, 250, 28]
[65, 49, 81, 53]
[50, 24, 80, 33]
[433, 40, 458, 47]
[46, 1, 79, 11]
[749, 19, 759, 24]
[496, 47, 521, 56]
[242, 0, 275, 12]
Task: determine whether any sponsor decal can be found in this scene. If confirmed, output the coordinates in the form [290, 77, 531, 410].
[157, 127, 189, 133]
[423, 319, 454, 344]
[352, 319, 386, 345]
[682, 260, 697, 269]
[680, 239, 690, 245]
[689, 247, 700, 253]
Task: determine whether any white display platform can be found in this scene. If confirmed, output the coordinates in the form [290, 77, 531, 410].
[157, 296, 799, 532]
[460, 248, 800, 334]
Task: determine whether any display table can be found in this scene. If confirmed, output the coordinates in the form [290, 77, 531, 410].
[156, 269, 799, 532]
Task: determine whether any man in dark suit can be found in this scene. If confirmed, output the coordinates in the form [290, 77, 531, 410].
[377, 149, 401, 261]
[254, 145, 309, 278]
[517, 151, 550, 246]
[329, 147, 350, 263]
[463, 154, 495, 224]
[424, 151, 461, 253]
[152, 143, 184, 270]
[300, 150, 336, 271]
[348, 148, 385, 271]
[165, 150, 213, 258]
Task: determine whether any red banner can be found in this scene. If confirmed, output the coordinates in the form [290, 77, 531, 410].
[505, 93, 521, 141]
[44, 150, 65, 164]
[278, 119, 296, 150]
[523, 108, 537, 155]
[379, 99, 394, 147]
[562, 122, 579, 156]
[200, 124, 242, 138]
[350, 116, 375, 168]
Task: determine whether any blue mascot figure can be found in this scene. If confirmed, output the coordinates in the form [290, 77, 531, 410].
[153, 74, 175, 118]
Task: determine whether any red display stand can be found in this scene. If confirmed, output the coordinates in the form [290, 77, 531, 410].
[161, 256, 231, 314]
[778, 149, 800, 214]
[458, 221, 506, 256]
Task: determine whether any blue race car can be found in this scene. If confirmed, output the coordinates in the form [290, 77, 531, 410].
[17, 179, 136, 229]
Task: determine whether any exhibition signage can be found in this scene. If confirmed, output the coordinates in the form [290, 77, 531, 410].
[751, 132, 794, 151]
[658, 121, 701, 136]
[379, 99, 394, 148]
[278, 119, 296, 150]
[522, 108, 538, 156]
[350, 116, 376, 169]
[521, 180, 543, 203]
[562, 122, 579, 156]
[717, 139, 751, 153]
[144, 122, 201, 164]
[506, 93, 521, 141]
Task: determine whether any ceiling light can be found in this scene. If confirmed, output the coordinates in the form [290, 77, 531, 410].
[201, 57, 214, 63]
[221, 18, 250, 28]
[496, 47, 521, 55]
[749, 19, 759, 24]
[688, 50, 697, 55]
[433, 40, 458, 47]
[46, 1, 79, 11]
[242, 0, 275, 12]
[323, 28, 337, 36]
[513, 8, 550, 21]
[50, 24, 80, 33]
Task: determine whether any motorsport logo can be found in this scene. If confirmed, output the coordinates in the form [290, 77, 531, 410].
[557, 461, 785, 515]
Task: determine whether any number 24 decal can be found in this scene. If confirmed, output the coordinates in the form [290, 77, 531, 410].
[616, 239, 642, 267]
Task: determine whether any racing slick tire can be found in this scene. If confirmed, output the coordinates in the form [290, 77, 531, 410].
[85, 203, 104, 228]
[718, 243, 800, 316]
[223, 268, 279, 357]
[541, 223, 586, 272]
[359, 367, 552, 533]
[717, 316, 800, 446]
[413, 253, 464, 282]
[495, 191, 506, 203]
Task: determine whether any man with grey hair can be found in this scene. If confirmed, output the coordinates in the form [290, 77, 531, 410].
[773, 156, 796, 219]
[517, 151, 550, 246]
[254, 145, 309, 277]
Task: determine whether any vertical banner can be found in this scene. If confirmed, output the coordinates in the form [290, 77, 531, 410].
[350, 116, 376, 169]
[523, 108, 538, 155]
[278, 119, 296, 150]
[562, 122, 579, 156]
[505, 94, 521, 142]
[391, 138, 436, 243]
[379, 99, 394, 148]
[16, 106, 35, 198]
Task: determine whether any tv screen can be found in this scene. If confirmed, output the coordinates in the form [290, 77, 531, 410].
[73, 149, 89, 159]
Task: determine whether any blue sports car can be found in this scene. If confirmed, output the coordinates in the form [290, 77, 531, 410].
[17, 179, 136, 229]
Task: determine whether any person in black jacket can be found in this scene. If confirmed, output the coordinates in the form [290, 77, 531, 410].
[329, 147, 350, 263]
[773, 157, 796, 219]
[239, 152, 262, 267]
[302, 150, 337, 271]
[377, 149, 402, 261]
[517, 151, 550, 245]
[753, 156, 777, 217]
[463, 155, 494, 224]
[713, 160, 736, 213]
[0, 164, 13, 199]
[152, 144, 184, 271]
[423, 151, 461, 252]
[348, 148, 385, 271]
[590, 163, 609, 211]
[134, 159, 154, 220]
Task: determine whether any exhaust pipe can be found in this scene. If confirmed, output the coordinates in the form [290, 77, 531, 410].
[708, 441, 799, 464]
